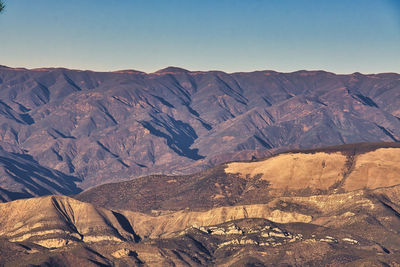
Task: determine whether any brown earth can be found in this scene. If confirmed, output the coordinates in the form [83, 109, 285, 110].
[226, 147, 400, 194]
[1, 187, 400, 266]
[1, 143, 400, 266]
[77, 142, 400, 212]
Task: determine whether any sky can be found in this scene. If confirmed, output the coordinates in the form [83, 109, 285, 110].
[0, 0, 400, 74]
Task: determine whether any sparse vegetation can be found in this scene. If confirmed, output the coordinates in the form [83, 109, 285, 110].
[0, 1, 4, 13]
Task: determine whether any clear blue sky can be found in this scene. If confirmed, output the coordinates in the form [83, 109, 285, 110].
[1, 0, 399, 73]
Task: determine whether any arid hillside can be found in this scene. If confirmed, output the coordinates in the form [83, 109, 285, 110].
[1, 143, 400, 266]
[0, 66, 400, 198]
[77, 142, 400, 212]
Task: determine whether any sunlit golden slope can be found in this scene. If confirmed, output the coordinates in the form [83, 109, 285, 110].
[225, 148, 400, 193]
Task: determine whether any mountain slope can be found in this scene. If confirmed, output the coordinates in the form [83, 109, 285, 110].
[0, 149, 81, 202]
[2, 143, 400, 265]
[0, 66, 400, 191]
[76, 142, 400, 212]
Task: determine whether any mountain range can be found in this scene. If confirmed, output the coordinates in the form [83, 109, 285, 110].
[1, 65, 400, 265]
[0, 65, 399, 199]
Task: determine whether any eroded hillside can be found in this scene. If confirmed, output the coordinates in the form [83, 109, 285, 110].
[2, 186, 400, 265]
[1, 143, 400, 266]
[77, 142, 400, 212]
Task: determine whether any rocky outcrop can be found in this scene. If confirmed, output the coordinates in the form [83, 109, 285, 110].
[0, 196, 139, 248]
[2, 186, 400, 265]
[0, 195, 312, 246]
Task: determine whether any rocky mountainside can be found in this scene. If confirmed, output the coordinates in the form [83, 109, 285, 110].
[1, 143, 400, 266]
[0, 65, 400, 197]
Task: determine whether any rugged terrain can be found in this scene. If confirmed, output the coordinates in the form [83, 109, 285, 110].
[77, 142, 400, 212]
[1, 143, 400, 266]
[0, 149, 82, 202]
[0, 66, 400, 198]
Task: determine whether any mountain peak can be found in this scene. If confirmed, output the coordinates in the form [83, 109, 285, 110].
[154, 66, 190, 74]
[112, 69, 145, 74]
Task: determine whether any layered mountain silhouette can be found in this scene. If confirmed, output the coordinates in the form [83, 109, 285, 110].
[0, 65, 400, 198]
[1, 143, 400, 266]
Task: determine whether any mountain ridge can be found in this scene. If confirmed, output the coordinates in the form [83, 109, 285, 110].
[0, 65, 400, 198]
[3, 64, 400, 76]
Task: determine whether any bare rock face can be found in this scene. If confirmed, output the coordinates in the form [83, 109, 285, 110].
[1, 185, 400, 265]
[0, 66, 400, 198]
[1, 143, 400, 266]
[0, 195, 140, 249]
[111, 248, 134, 258]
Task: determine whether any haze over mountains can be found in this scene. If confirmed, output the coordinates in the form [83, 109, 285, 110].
[0, 65, 400, 200]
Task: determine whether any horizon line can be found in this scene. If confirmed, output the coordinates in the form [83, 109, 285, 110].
[1, 64, 399, 76]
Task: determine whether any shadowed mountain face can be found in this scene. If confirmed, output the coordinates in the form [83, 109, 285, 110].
[0, 66, 400, 193]
[1, 143, 400, 266]
[0, 149, 82, 202]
